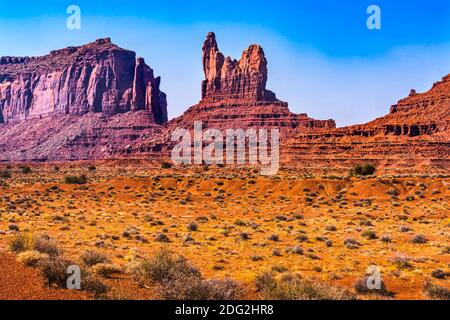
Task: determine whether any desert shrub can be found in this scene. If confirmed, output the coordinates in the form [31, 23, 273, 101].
[17, 251, 49, 267]
[19, 165, 32, 174]
[128, 248, 200, 285]
[186, 222, 198, 232]
[251, 255, 264, 262]
[10, 233, 60, 257]
[255, 272, 356, 300]
[361, 230, 377, 240]
[157, 276, 244, 300]
[423, 280, 450, 300]
[154, 233, 170, 242]
[64, 174, 87, 184]
[239, 232, 250, 240]
[411, 234, 427, 244]
[128, 248, 243, 300]
[354, 277, 390, 296]
[391, 255, 413, 270]
[80, 250, 111, 267]
[33, 234, 60, 257]
[8, 224, 19, 231]
[431, 269, 446, 280]
[399, 225, 412, 232]
[0, 169, 11, 178]
[39, 256, 74, 287]
[344, 238, 360, 249]
[90, 263, 122, 278]
[9, 232, 36, 253]
[161, 161, 173, 169]
[82, 275, 110, 297]
[292, 246, 304, 255]
[350, 164, 376, 176]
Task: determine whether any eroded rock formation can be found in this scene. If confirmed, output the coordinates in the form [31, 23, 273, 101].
[0, 38, 167, 125]
[181, 32, 335, 133]
[201, 32, 276, 103]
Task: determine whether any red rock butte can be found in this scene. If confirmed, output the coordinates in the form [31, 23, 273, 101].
[166, 32, 336, 135]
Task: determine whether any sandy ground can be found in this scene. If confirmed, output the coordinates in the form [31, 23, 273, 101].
[0, 162, 448, 300]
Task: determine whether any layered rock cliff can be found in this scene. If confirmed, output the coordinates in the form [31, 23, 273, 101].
[0, 38, 167, 125]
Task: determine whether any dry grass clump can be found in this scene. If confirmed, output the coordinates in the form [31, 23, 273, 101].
[9, 233, 60, 257]
[90, 263, 122, 278]
[128, 248, 200, 285]
[157, 277, 244, 300]
[353, 277, 391, 297]
[422, 280, 450, 300]
[80, 250, 111, 267]
[82, 275, 110, 297]
[128, 248, 244, 300]
[17, 251, 49, 267]
[39, 256, 75, 287]
[255, 271, 356, 300]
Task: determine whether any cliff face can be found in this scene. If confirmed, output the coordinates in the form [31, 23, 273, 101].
[0, 38, 167, 125]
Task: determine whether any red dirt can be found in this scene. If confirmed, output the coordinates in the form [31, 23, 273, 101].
[0, 252, 91, 300]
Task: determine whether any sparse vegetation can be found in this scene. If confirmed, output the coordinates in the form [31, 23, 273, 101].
[9, 233, 60, 257]
[423, 280, 450, 300]
[350, 164, 376, 176]
[19, 165, 32, 174]
[80, 250, 111, 267]
[64, 174, 87, 184]
[0, 169, 11, 178]
[255, 271, 356, 300]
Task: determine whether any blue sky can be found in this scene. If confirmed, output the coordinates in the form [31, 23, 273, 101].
[1, 0, 449, 126]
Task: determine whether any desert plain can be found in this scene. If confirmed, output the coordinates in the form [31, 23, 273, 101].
[0, 161, 448, 300]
